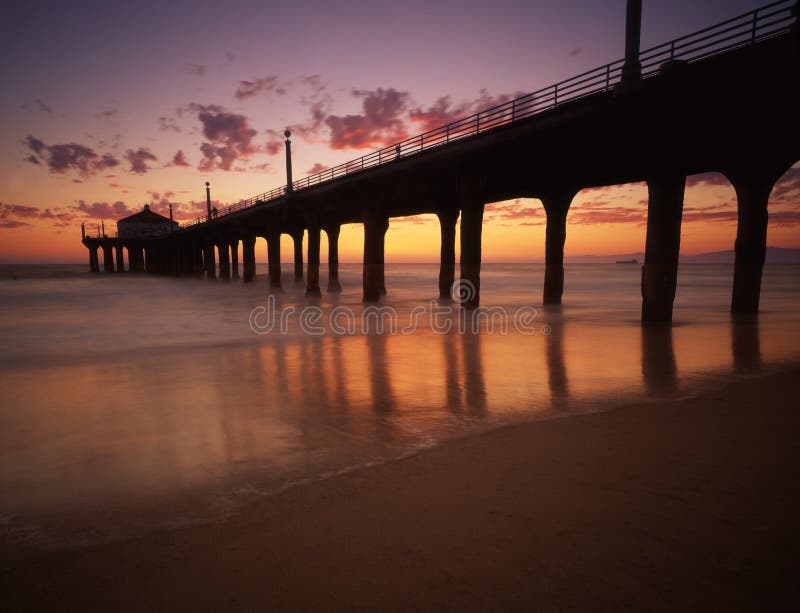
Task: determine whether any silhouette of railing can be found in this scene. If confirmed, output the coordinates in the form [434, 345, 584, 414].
[83, 224, 118, 239]
[83, 223, 182, 239]
[179, 0, 796, 230]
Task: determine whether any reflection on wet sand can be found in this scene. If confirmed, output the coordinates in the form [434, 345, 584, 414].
[731, 317, 762, 373]
[640, 326, 679, 397]
[461, 330, 487, 416]
[546, 324, 569, 403]
[2, 263, 799, 558]
[442, 331, 463, 416]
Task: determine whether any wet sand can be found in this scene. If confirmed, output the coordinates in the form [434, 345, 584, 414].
[2, 369, 799, 612]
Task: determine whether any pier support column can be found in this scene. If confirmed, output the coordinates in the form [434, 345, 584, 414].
[102, 245, 115, 273]
[437, 209, 458, 300]
[181, 245, 194, 275]
[642, 173, 685, 323]
[89, 246, 100, 273]
[459, 201, 484, 309]
[291, 230, 304, 283]
[192, 244, 204, 277]
[231, 241, 240, 279]
[242, 235, 256, 283]
[203, 243, 216, 280]
[266, 231, 282, 290]
[218, 243, 231, 280]
[306, 226, 322, 297]
[362, 210, 388, 303]
[541, 188, 576, 305]
[131, 246, 145, 273]
[325, 224, 342, 292]
[115, 245, 124, 272]
[728, 166, 786, 314]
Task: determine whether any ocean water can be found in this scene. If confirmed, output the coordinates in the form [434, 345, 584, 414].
[1, 262, 799, 558]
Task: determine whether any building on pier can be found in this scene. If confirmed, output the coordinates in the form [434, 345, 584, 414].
[117, 204, 178, 238]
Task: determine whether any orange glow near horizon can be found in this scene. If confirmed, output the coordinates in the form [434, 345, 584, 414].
[3, 167, 798, 265]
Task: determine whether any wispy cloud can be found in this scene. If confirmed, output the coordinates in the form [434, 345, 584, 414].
[124, 148, 158, 174]
[24, 136, 119, 177]
[325, 88, 410, 150]
[187, 104, 258, 171]
[234, 76, 279, 100]
[184, 63, 207, 76]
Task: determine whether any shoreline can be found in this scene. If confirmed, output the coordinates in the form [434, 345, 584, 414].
[3, 368, 800, 611]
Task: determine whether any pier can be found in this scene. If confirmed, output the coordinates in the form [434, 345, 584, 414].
[82, 0, 800, 323]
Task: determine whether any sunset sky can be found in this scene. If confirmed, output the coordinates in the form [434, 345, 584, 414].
[1, 0, 798, 264]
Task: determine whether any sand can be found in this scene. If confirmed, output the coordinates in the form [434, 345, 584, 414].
[2, 369, 799, 612]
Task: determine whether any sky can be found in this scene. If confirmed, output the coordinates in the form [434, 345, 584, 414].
[0, 0, 798, 263]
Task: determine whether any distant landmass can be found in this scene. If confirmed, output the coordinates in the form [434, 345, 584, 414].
[564, 247, 800, 264]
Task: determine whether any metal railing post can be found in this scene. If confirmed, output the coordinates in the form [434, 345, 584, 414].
[752, 9, 759, 43]
[554, 84, 559, 106]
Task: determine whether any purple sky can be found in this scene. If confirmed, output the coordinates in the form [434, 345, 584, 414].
[3, 0, 797, 262]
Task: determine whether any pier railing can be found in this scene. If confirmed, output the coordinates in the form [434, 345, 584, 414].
[179, 0, 796, 230]
[83, 224, 117, 239]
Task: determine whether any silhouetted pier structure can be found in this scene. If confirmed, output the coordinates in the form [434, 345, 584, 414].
[82, 1, 799, 322]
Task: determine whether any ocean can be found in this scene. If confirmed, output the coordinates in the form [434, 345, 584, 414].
[1, 262, 799, 559]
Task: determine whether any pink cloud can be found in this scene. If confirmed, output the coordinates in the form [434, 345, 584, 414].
[325, 88, 410, 150]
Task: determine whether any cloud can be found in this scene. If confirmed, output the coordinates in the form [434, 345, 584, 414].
[570, 48, 583, 57]
[158, 116, 181, 133]
[148, 197, 216, 221]
[0, 220, 29, 229]
[306, 162, 329, 174]
[185, 63, 207, 76]
[234, 76, 279, 100]
[325, 88, 410, 149]
[95, 109, 117, 121]
[3, 204, 41, 218]
[25, 136, 46, 156]
[169, 150, 190, 167]
[264, 129, 284, 156]
[771, 166, 800, 204]
[24, 136, 120, 177]
[34, 98, 52, 113]
[292, 99, 331, 139]
[485, 200, 545, 225]
[409, 89, 519, 132]
[189, 104, 258, 171]
[569, 206, 648, 225]
[0, 202, 80, 230]
[21, 98, 53, 114]
[124, 148, 158, 174]
[685, 172, 730, 188]
[74, 200, 135, 219]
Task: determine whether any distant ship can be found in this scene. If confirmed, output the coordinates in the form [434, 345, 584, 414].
[615, 258, 638, 264]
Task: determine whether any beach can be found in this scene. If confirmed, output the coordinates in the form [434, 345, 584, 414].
[3, 368, 799, 611]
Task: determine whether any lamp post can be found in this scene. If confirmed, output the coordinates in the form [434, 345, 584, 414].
[621, 0, 643, 83]
[205, 181, 212, 222]
[284, 129, 293, 193]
